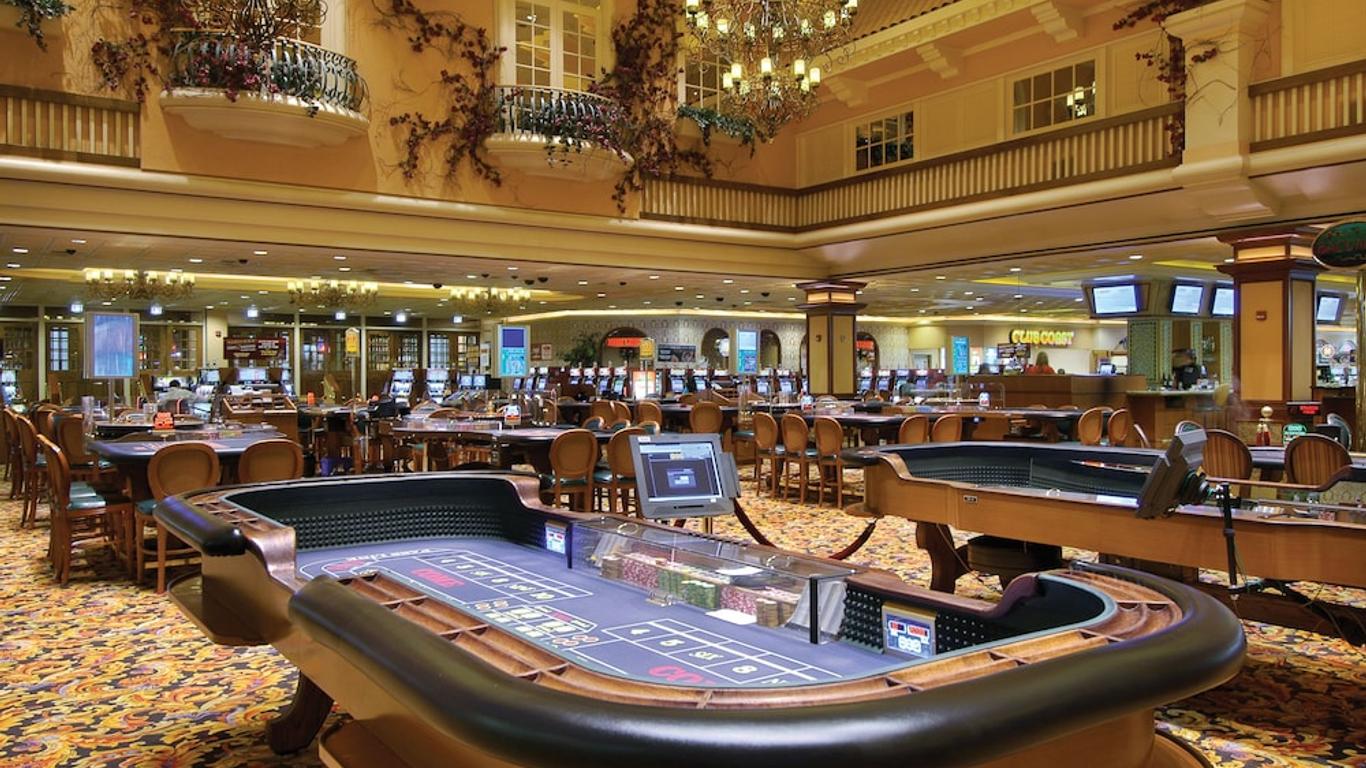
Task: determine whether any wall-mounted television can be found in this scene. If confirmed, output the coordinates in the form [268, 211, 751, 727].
[1317, 293, 1344, 324]
[1210, 285, 1234, 317]
[1089, 283, 1141, 316]
[1168, 282, 1206, 315]
[84, 312, 138, 379]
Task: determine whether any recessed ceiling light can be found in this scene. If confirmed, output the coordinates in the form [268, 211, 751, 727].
[258, 290, 268, 294]
[744, 300, 752, 305]
[338, 266, 352, 272]
[11, 248, 27, 254]
[723, 279, 734, 284]
[404, 280, 414, 285]
[333, 255, 346, 261]
[1223, 258, 1235, 263]
[205, 304, 215, 309]
[219, 300, 228, 305]
[466, 274, 478, 279]
[963, 291, 974, 296]
[935, 275, 946, 280]
[910, 288, 920, 293]
[239, 294, 249, 299]
[5, 262, 19, 268]
[966, 305, 975, 310]
[1021, 308, 1029, 313]
[597, 292, 607, 298]
[171, 268, 183, 273]
[539, 300, 547, 304]
[507, 266, 519, 271]
[395, 311, 407, 323]
[254, 250, 268, 256]
[787, 297, 796, 301]
[649, 275, 660, 280]
[70, 239, 86, 244]
[642, 300, 652, 305]
[1009, 267, 1022, 273]
[608, 304, 617, 309]
[1035, 300, 1044, 305]
[578, 280, 589, 285]
[189, 257, 203, 263]
[0, 276, 10, 282]
[740, 289, 750, 294]
[1013, 294, 1024, 299]
[918, 309, 927, 314]
[695, 294, 705, 299]
[1074, 297, 1084, 302]
[1129, 254, 1143, 260]
[675, 286, 684, 291]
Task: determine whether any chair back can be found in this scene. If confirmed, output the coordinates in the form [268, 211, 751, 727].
[689, 402, 723, 434]
[780, 413, 809, 454]
[238, 439, 305, 483]
[32, 407, 57, 440]
[754, 411, 779, 451]
[1106, 408, 1132, 446]
[972, 414, 1011, 441]
[1202, 428, 1252, 482]
[147, 442, 221, 499]
[589, 401, 616, 423]
[1076, 408, 1106, 446]
[1174, 420, 1203, 435]
[550, 429, 598, 481]
[930, 414, 962, 443]
[606, 427, 645, 477]
[429, 408, 464, 420]
[606, 419, 631, 432]
[636, 400, 663, 425]
[581, 415, 606, 430]
[813, 416, 842, 457]
[637, 420, 661, 435]
[897, 415, 929, 444]
[15, 415, 40, 466]
[1285, 433, 1351, 487]
[678, 393, 699, 405]
[1130, 424, 1152, 448]
[37, 435, 72, 512]
[56, 417, 96, 465]
[611, 401, 632, 424]
[0, 409, 11, 458]
[1326, 413, 1353, 450]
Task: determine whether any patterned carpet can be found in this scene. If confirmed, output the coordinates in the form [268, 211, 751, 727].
[1, 473, 1363, 768]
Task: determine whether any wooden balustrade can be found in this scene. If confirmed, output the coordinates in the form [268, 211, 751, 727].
[0, 85, 140, 167]
[1251, 59, 1366, 152]
[644, 102, 1181, 233]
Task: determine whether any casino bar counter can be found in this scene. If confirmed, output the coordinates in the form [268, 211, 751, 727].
[156, 472, 1243, 768]
[965, 373, 1145, 409]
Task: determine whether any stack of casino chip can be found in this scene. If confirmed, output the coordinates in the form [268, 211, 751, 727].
[755, 598, 781, 628]
[682, 580, 719, 610]
[621, 553, 663, 590]
[600, 555, 624, 582]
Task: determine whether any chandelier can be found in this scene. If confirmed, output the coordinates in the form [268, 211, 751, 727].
[84, 269, 197, 302]
[286, 278, 379, 308]
[448, 286, 533, 315]
[684, 0, 857, 139]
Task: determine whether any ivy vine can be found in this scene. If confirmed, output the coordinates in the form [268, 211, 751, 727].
[379, 0, 506, 185]
[677, 105, 758, 155]
[1115, 0, 1219, 153]
[3, 0, 73, 51]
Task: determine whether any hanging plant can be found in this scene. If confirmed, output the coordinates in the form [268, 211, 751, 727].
[379, 0, 505, 185]
[4, 0, 74, 51]
[589, 0, 711, 211]
[677, 105, 758, 155]
[1115, 0, 1219, 153]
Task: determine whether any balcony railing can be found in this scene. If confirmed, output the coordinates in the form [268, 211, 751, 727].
[1250, 59, 1366, 152]
[643, 102, 1182, 232]
[494, 85, 622, 146]
[0, 84, 140, 166]
[166, 31, 367, 114]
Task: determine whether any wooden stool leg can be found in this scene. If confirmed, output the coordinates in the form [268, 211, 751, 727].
[156, 524, 168, 594]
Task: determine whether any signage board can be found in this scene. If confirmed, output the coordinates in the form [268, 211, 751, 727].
[224, 336, 288, 361]
[1312, 220, 1366, 269]
[656, 344, 696, 363]
[735, 329, 759, 374]
[639, 337, 656, 360]
[497, 325, 529, 378]
[1008, 329, 1075, 347]
[344, 327, 361, 357]
[950, 336, 970, 375]
[85, 312, 138, 379]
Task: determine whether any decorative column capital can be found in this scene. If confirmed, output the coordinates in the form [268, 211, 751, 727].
[1163, 0, 1271, 43]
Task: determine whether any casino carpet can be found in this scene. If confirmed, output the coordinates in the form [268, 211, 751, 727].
[1, 478, 1363, 768]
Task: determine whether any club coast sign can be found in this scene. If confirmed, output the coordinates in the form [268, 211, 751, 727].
[1009, 329, 1075, 347]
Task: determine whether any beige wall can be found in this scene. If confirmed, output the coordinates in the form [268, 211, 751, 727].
[1282, 0, 1366, 75]
[522, 314, 806, 370]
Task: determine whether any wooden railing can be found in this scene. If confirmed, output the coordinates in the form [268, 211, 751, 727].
[643, 102, 1181, 233]
[0, 85, 141, 167]
[1250, 59, 1366, 152]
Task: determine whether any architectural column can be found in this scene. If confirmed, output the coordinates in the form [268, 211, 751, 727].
[796, 280, 864, 397]
[1167, 0, 1275, 222]
[1217, 228, 1324, 421]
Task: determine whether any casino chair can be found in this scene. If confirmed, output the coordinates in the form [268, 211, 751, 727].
[38, 435, 131, 585]
[1326, 413, 1353, 451]
[778, 413, 817, 503]
[55, 417, 116, 485]
[813, 416, 848, 508]
[930, 414, 963, 443]
[678, 393, 699, 406]
[689, 401, 724, 435]
[1202, 429, 1252, 495]
[1130, 424, 1153, 449]
[546, 429, 598, 512]
[605, 419, 632, 432]
[14, 416, 50, 529]
[596, 426, 644, 515]
[610, 401, 632, 425]
[752, 411, 783, 496]
[1, 409, 17, 491]
[580, 415, 606, 431]
[897, 415, 929, 445]
[237, 439, 305, 484]
[137, 442, 219, 593]
[32, 405, 60, 441]
[1285, 433, 1352, 488]
[636, 400, 663, 426]
[1076, 408, 1106, 446]
[971, 414, 1011, 441]
[589, 401, 616, 424]
[1174, 420, 1203, 436]
[1106, 408, 1133, 447]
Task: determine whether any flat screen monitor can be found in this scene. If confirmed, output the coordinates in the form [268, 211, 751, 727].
[1135, 430, 1207, 519]
[669, 374, 685, 391]
[629, 433, 739, 519]
[1169, 283, 1205, 315]
[1098, 363, 1116, 375]
[1210, 286, 1234, 317]
[1092, 284, 1140, 315]
[693, 375, 709, 390]
[472, 374, 488, 389]
[200, 368, 220, 384]
[458, 374, 473, 388]
[238, 367, 267, 383]
[779, 379, 793, 394]
[1317, 294, 1343, 324]
[756, 379, 770, 395]
[85, 312, 138, 379]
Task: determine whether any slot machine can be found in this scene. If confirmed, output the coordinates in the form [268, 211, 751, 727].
[511, 376, 524, 391]
[691, 369, 710, 392]
[277, 368, 295, 398]
[755, 369, 772, 397]
[472, 373, 488, 391]
[0, 369, 18, 405]
[196, 368, 222, 399]
[533, 367, 549, 391]
[711, 369, 733, 391]
[610, 367, 628, 397]
[875, 369, 891, 394]
[667, 370, 686, 396]
[776, 370, 794, 396]
[458, 373, 474, 392]
[568, 368, 582, 387]
[388, 368, 415, 406]
[596, 367, 613, 397]
[857, 369, 873, 394]
[425, 369, 451, 401]
[893, 369, 912, 395]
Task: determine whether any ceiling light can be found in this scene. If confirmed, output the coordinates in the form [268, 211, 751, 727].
[744, 301, 752, 305]
[1128, 254, 1143, 260]
[5, 263, 19, 269]
[1021, 308, 1029, 313]
[11, 247, 27, 254]
[695, 294, 705, 299]
[1223, 258, 1235, 263]
[787, 297, 796, 301]
[240, 295, 250, 299]
[935, 275, 946, 280]
[597, 292, 607, 298]
[1009, 267, 1022, 273]
[246, 305, 260, 319]
[507, 266, 519, 271]
[101, 300, 113, 306]
[70, 300, 85, 313]
[149, 302, 163, 316]
[404, 280, 414, 285]
[1074, 297, 1084, 302]
[910, 288, 920, 292]
[334, 310, 347, 320]
[578, 280, 589, 285]
[451, 314, 464, 324]
[333, 255, 346, 261]
[395, 311, 407, 323]
[0, 276, 9, 282]
[338, 266, 352, 272]
[723, 279, 734, 284]
[649, 275, 660, 280]
[70, 239, 86, 244]
[219, 300, 228, 305]
[204, 304, 215, 309]
[740, 289, 750, 294]
[188, 257, 203, 263]
[963, 291, 974, 296]
[466, 274, 478, 279]
[675, 286, 684, 291]
[258, 290, 268, 294]
[1013, 294, 1024, 299]
[643, 300, 652, 305]
[254, 250, 268, 256]
[608, 304, 617, 309]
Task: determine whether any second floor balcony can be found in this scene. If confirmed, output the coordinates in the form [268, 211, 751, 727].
[161, 30, 369, 148]
[486, 85, 630, 182]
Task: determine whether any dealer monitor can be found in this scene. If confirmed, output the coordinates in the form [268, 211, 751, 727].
[629, 433, 740, 520]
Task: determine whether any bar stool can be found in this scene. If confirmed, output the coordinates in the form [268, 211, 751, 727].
[14, 416, 49, 529]
[813, 416, 847, 507]
[55, 417, 116, 485]
[39, 435, 131, 585]
[137, 442, 219, 593]
[930, 414, 962, 443]
[779, 413, 816, 503]
[1076, 408, 1106, 446]
[238, 439, 305, 483]
[971, 414, 1011, 441]
[545, 429, 597, 512]
[1203, 429, 1252, 495]
[1285, 433, 1351, 488]
[897, 415, 929, 445]
[752, 411, 782, 495]
[595, 427, 644, 515]
[1107, 408, 1133, 446]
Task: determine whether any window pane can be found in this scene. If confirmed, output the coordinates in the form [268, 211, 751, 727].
[884, 117, 898, 138]
[1033, 101, 1051, 128]
[870, 144, 883, 166]
[904, 112, 914, 133]
[855, 126, 868, 147]
[1076, 60, 1096, 87]
[1013, 78, 1030, 105]
[884, 143, 898, 163]
[869, 122, 883, 142]
[1053, 66, 1072, 93]
[900, 139, 914, 159]
[1032, 73, 1050, 99]
[855, 148, 868, 170]
[1013, 106, 1030, 133]
[1053, 96, 1070, 123]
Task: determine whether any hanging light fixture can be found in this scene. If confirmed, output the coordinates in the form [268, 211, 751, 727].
[286, 278, 379, 309]
[84, 268, 196, 302]
[684, 0, 856, 139]
[448, 286, 533, 317]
